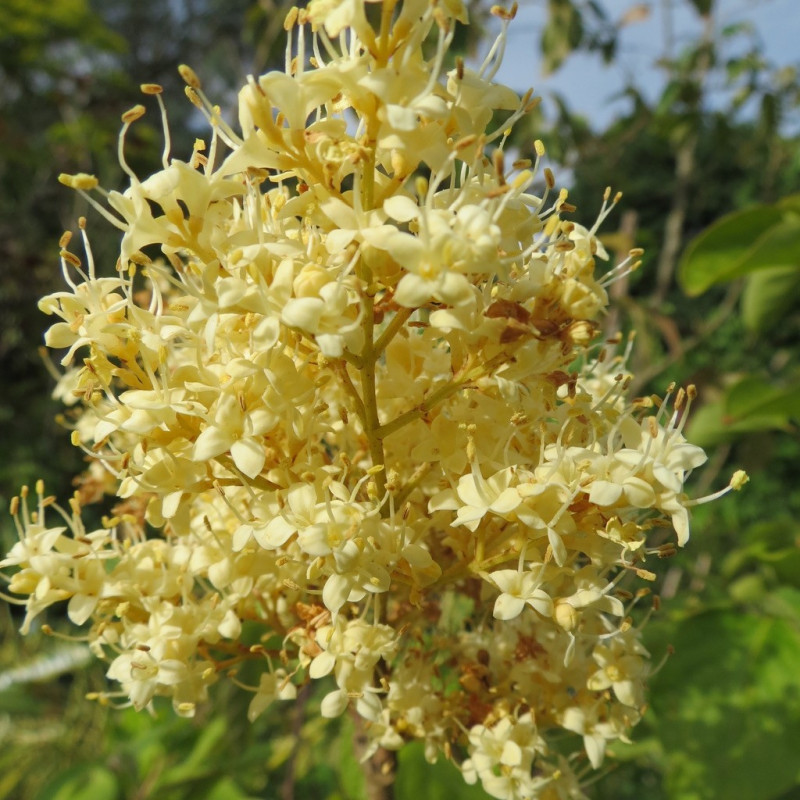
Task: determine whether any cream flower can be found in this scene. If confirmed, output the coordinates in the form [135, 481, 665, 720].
[2, 2, 738, 797]
[491, 568, 553, 621]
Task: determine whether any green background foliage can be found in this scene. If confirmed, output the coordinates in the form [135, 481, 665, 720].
[2, 0, 800, 798]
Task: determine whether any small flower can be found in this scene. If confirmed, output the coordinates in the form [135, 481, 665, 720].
[490, 568, 553, 621]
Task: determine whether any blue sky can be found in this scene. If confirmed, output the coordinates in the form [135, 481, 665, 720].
[489, 0, 800, 130]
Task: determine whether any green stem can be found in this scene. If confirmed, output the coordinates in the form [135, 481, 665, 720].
[355, 117, 387, 500]
[374, 306, 413, 357]
[375, 352, 510, 441]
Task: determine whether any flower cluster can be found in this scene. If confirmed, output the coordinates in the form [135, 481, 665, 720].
[1, 2, 746, 797]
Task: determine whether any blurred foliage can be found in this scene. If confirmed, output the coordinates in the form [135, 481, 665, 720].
[2, 0, 800, 799]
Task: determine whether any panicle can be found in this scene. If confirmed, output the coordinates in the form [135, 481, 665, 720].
[2, 3, 743, 798]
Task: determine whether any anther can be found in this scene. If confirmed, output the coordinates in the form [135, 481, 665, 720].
[60, 250, 81, 268]
[730, 470, 749, 490]
[58, 173, 99, 190]
[284, 6, 299, 27]
[524, 95, 541, 113]
[455, 134, 478, 150]
[140, 83, 163, 95]
[185, 86, 203, 109]
[491, 2, 518, 20]
[121, 105, 146, 123]
[178, 64, 202, 89]
[493, 149, 506, 184]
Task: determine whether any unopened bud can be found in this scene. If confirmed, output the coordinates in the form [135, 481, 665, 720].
[554, 601, 579, 631]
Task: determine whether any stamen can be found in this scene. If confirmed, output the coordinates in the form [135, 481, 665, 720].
[480, 4, 518, 80]
[78, 218, 96, 281]
[686, 470, 749, 507]
[141, 84, 172, 170]
[118, 105, 146, 183]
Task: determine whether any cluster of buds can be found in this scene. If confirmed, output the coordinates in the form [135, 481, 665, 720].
[1, 2, 746, 798]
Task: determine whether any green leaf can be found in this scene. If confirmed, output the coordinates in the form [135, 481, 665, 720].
[686, 376, 800, 445]
[650, 610, 800, 800]
[337, 715, 367, 800]
[678, 205, 785, 295]
[656, 79, 684, 114]
[762, 586, 800, 623]
[777, 193, 800, 215]
[721, 21, 755, 38]
[741, 265, 800, 332]
[396, 742, 490, 800]
[734, 216, 800, 273]
[37, 764, 119, 800]
[685, 400, 791, 447]
[686, 0, 713, 16]
[678, 195, 800, 296]
[206, 777, 260, 800]
[726, 376, 800, 421]
[541, 0, 584, 75]
[157, 715, 228, 787]
[722, 518, 800, 578]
